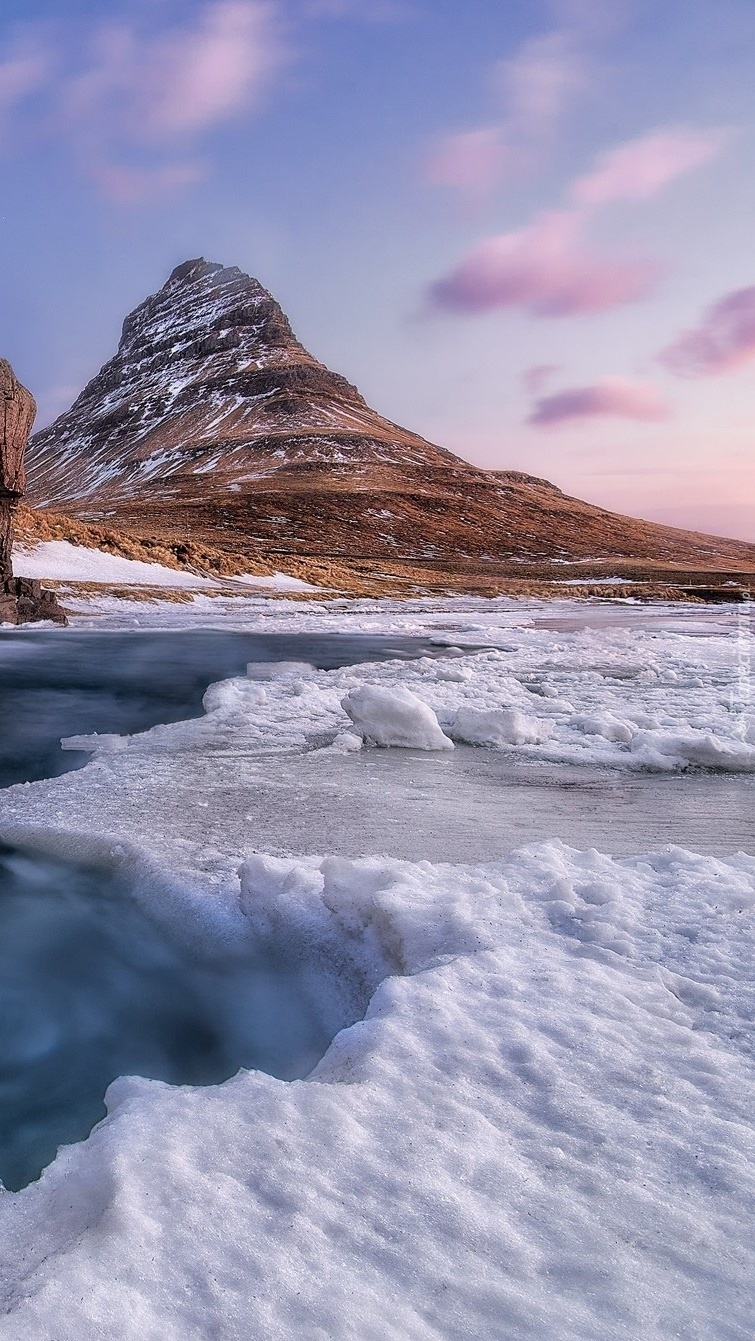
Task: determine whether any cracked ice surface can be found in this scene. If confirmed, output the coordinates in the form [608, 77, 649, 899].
[0, 594, 753, 1339]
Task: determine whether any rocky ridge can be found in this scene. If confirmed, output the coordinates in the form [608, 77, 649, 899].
[24, 259, 755, 581]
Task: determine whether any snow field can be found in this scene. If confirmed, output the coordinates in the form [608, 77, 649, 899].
[0, 836, 753, 1338]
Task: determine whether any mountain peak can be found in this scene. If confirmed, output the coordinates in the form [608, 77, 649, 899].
[164, 257, 266, 296]
[27, 259, 451, 520]
[118, 257, 289, 356]
[168, 257, 226, 285]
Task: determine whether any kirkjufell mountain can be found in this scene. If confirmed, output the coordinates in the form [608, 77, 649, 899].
[25, 259, 755, 576]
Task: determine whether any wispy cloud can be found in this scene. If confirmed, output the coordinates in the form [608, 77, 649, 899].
[570, 126, 730, 206]
[424, 127, 506, 196]
[92, 162, 207, 207]
[527, 376, 670, 426]
[0, 2, 288, 201]
[495, 30, 584, 143]
[0, 31, 53, 135]
[428, 125, 728, 319]
[424, 27, 584, 197]
[660, 286, 755, 377]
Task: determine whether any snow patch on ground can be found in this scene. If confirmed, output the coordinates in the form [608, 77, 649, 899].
[13, 540, 213, 587]
[11, 540, 321, 592]
[229, 571, 321, 592]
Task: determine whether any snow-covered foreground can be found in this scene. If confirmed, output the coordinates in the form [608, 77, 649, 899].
[0, 593, 753, 1339]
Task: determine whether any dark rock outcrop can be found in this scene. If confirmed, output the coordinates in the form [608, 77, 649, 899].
[1, 360, 66, 624]
[1, 358, 33, 583]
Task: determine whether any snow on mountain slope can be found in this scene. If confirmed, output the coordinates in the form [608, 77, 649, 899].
[26, 258, 458, 510]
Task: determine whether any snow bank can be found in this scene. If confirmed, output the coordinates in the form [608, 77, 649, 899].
[571, 711, 636, 743]
[12, 541, 322, 592]
[341, 684, 454, 750]
[631, 728, 755, 772]
[12, 540, 212, 587]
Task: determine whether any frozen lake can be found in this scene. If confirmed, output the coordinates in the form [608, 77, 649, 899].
[0, 842, 370, 1191]
[1, 621, 751, 858]
[189, 745, 754, 860]
[0, 628, 454, 789]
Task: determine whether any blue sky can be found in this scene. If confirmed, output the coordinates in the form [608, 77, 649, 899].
[1, 0, 754, 539]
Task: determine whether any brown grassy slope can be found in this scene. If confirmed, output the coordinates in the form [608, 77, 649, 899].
[82, 467, 755, 571]
[13, 499, 755, 601]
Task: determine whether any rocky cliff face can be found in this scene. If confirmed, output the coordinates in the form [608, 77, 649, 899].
[25, 259, 755, 570]
[0, 360, 66, 624]
[1, 358, 35, 583]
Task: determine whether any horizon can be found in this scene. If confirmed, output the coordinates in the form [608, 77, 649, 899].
[2, 0, 754, 542]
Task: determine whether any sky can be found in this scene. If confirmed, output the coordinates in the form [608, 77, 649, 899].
[1, 0, 754, 541]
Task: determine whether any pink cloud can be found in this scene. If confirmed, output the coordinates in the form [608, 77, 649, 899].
[495, 30, 584, 140]
[0, 3, 287, 200]
[659, 286, 755, 377]
[521, 363, 561, 395]
[0, 34, 53, 123]
[571, 126, 729, 207]
[427, 120, 726, 319]
[92, 162, 206, 205]
[143, 2, 285, 137]
[528, 376, 671, 426]
[66, 2, 286, 143]
[424, 28, 584, 197]
[424, 128, 506, 195]
[428, 209, 661, 317]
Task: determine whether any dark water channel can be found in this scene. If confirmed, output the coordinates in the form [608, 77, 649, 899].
[0, 628, 450, 790]
[0, 842, 365, 1192]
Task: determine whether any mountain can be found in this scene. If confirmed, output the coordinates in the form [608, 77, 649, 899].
[25, 258, 755, 578]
